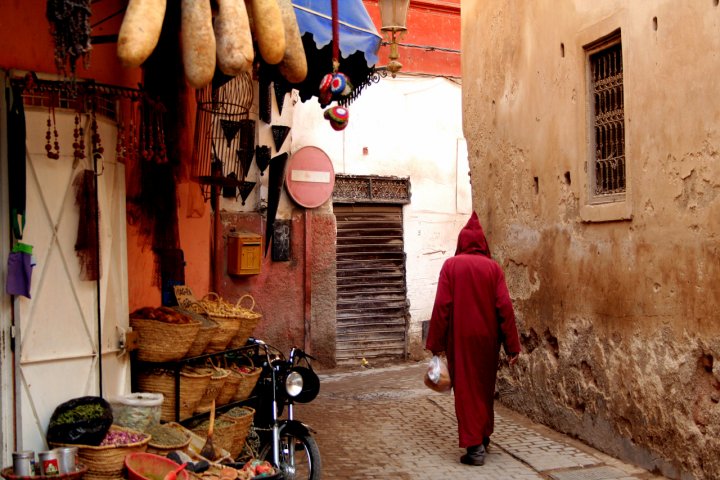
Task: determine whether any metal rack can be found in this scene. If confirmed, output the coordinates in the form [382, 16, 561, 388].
[130, 344, 260, 425]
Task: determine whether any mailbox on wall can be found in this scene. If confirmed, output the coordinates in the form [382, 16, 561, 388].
[227, 231, 262, 275]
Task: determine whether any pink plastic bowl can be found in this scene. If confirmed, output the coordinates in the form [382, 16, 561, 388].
[124, 452, 190, 480]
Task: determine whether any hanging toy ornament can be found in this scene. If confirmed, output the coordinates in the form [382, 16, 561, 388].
[319, 72, 354, 107]
[329, 72, 353, 99]
[324, 106, 349, 131]
[319, 73, 334, 107]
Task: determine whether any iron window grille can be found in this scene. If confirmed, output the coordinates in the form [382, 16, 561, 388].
[333, 174, 411, 204]
[588, 35, 626, 201]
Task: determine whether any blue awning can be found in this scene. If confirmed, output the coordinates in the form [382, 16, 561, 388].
[293, 0, 382, 67]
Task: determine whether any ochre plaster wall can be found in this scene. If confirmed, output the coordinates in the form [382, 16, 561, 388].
[463, 1, 720, 479]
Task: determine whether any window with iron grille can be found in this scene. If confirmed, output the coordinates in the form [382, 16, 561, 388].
[588, 36, 625, 201]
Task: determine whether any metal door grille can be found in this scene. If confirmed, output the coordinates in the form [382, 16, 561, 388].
[590, 40, 625, 198]
[334, 206, 408, 363]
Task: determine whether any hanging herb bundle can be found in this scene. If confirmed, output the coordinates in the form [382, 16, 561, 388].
[46, 0, 93, 78]
[73, 169, 100, 281]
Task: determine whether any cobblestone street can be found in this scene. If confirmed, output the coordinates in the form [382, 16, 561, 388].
[297, 362, 668, 480]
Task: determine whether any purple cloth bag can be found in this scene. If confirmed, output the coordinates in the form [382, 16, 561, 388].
[6, 251, 34, 298]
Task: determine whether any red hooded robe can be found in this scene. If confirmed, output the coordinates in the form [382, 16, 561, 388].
[425, 212, 521, 448]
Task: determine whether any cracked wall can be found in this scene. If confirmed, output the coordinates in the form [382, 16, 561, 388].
[463, 1, 720, 479]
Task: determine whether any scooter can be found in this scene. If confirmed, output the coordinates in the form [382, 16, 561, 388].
[242, 338, 322, 480]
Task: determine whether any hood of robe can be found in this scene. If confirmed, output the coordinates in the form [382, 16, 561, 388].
[454, 212, 490, 257]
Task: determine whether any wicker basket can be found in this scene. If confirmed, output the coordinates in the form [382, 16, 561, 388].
[178, 304, 219, 358]
[230, 362, 262, 403]
[214, 358, 241, 406]
[218, 406, 255, 457]
[51, 425, 149, 480]
[137, 367, 213, 422]
[194, 367, 230, 414]
[226, 294, 263, 349]
[130, 316, 201, 362]
[145, 423, 191, 455]
[199, 293, 244, 354]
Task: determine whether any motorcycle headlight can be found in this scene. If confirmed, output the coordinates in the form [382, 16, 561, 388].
[285, 370, 304, 397]
[288, 366, 320, 403]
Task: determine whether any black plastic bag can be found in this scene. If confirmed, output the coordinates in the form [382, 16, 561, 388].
[46, 396, 113, 446]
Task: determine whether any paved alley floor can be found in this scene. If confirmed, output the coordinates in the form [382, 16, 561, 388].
[298, 361, 668, 480]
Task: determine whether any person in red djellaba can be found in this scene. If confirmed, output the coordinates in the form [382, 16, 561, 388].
[425, 211, 521, 466]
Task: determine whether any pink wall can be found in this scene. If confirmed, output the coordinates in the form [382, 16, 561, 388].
[0, 0, 211, 311]
[126, 181, 211, 311]
[0, 0, 139, 87]
[215, 212, 308, 355]
[203, 211, 337, 363]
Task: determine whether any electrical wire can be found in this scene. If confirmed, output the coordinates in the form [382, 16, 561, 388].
[382, 41, 461, 54]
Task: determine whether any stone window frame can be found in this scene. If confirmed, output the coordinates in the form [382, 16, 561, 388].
[577, 23, 633, 223]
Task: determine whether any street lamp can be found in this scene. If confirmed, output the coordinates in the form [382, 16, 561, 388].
[378, 0, 410, 77]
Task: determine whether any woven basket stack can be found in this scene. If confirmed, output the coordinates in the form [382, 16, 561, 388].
[137, 367, 213, 422]
[131, 287, 265, 426]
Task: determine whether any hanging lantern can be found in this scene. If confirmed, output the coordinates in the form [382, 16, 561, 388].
[378, 0, 410, 77]
[378, 0, 410, 31]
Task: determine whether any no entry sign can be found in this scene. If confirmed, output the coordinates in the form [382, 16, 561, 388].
[285, 146, 336, 208]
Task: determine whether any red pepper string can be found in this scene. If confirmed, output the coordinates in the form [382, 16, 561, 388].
[331, 0, 340, 72]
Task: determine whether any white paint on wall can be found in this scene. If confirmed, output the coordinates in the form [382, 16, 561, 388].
[292, 75, 471, 332]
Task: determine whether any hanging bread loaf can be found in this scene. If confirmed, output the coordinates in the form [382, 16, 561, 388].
[247, 0, 286, 65]
[277, 0, 307, 83]
[117, 0, 167, 67]
[181, 0, 216, 88]
[215, 0, 254, 75]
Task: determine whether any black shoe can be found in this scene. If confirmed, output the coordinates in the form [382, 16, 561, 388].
[483, 436, 491, 451]
[460, 444, 486, 466]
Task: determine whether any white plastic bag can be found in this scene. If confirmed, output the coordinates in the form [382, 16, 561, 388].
[110, 392, 164, 431]
[424, 355, 452, 392]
